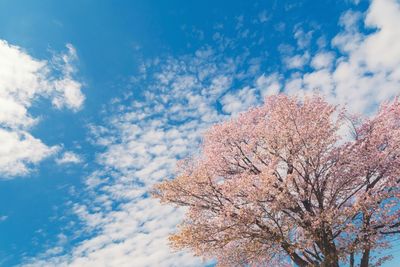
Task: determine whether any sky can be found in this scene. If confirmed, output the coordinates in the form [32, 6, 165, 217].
[0, 0, 399, 266]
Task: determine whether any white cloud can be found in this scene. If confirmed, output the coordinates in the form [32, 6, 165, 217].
[279, 0, 400, 114]
[329, 0, 400, 113]
[220, 86, 258, 114]
[311, 51, 335, 69]
[294, 27, 313, 49]
[362, 0, 400, 72]
[283, 52, 310, 69]
[56, 151, 83, 165]
[331, 10, 363, 53]
[285, 77, 304, 97]
[0, 40, 84, 177]
[0, 129, 59, 176]
[303, 69, 335, 95]
[255, 73, 281, 98]
[51, 44, 85, 111]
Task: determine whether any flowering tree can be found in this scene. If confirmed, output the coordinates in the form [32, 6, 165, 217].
[153, 95, 400, 267]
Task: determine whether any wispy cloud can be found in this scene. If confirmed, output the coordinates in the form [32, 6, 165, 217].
[55, 151, 83, 165]
[282, 0, 400, 113]
[220, 86, 258, 114]
[0, 41, 84, 177]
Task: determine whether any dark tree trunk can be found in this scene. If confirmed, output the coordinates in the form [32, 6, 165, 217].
[320, 230, 339, 267]
[350, 252, 355, 267]
[360, 248, 370, 267]
[321, 251, 339, 267]
[360, 213, 371, 267]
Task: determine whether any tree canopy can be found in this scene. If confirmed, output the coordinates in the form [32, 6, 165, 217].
[153, 94, 400, 267]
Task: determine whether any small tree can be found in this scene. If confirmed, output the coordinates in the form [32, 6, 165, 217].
[153, 95, 400, 267]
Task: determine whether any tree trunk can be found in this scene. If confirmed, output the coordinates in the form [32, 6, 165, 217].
[350, 252, 355, 267]
[321, 252, 339, 267]
[320, 231, 339, 267]
[360, 248, 370, 267]
[360, 213, 371, 267]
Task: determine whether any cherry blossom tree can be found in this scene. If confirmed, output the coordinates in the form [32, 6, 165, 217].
[153, 95, 400, 267]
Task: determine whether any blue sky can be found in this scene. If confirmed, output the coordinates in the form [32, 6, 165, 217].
[0, 0, 399, 266]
